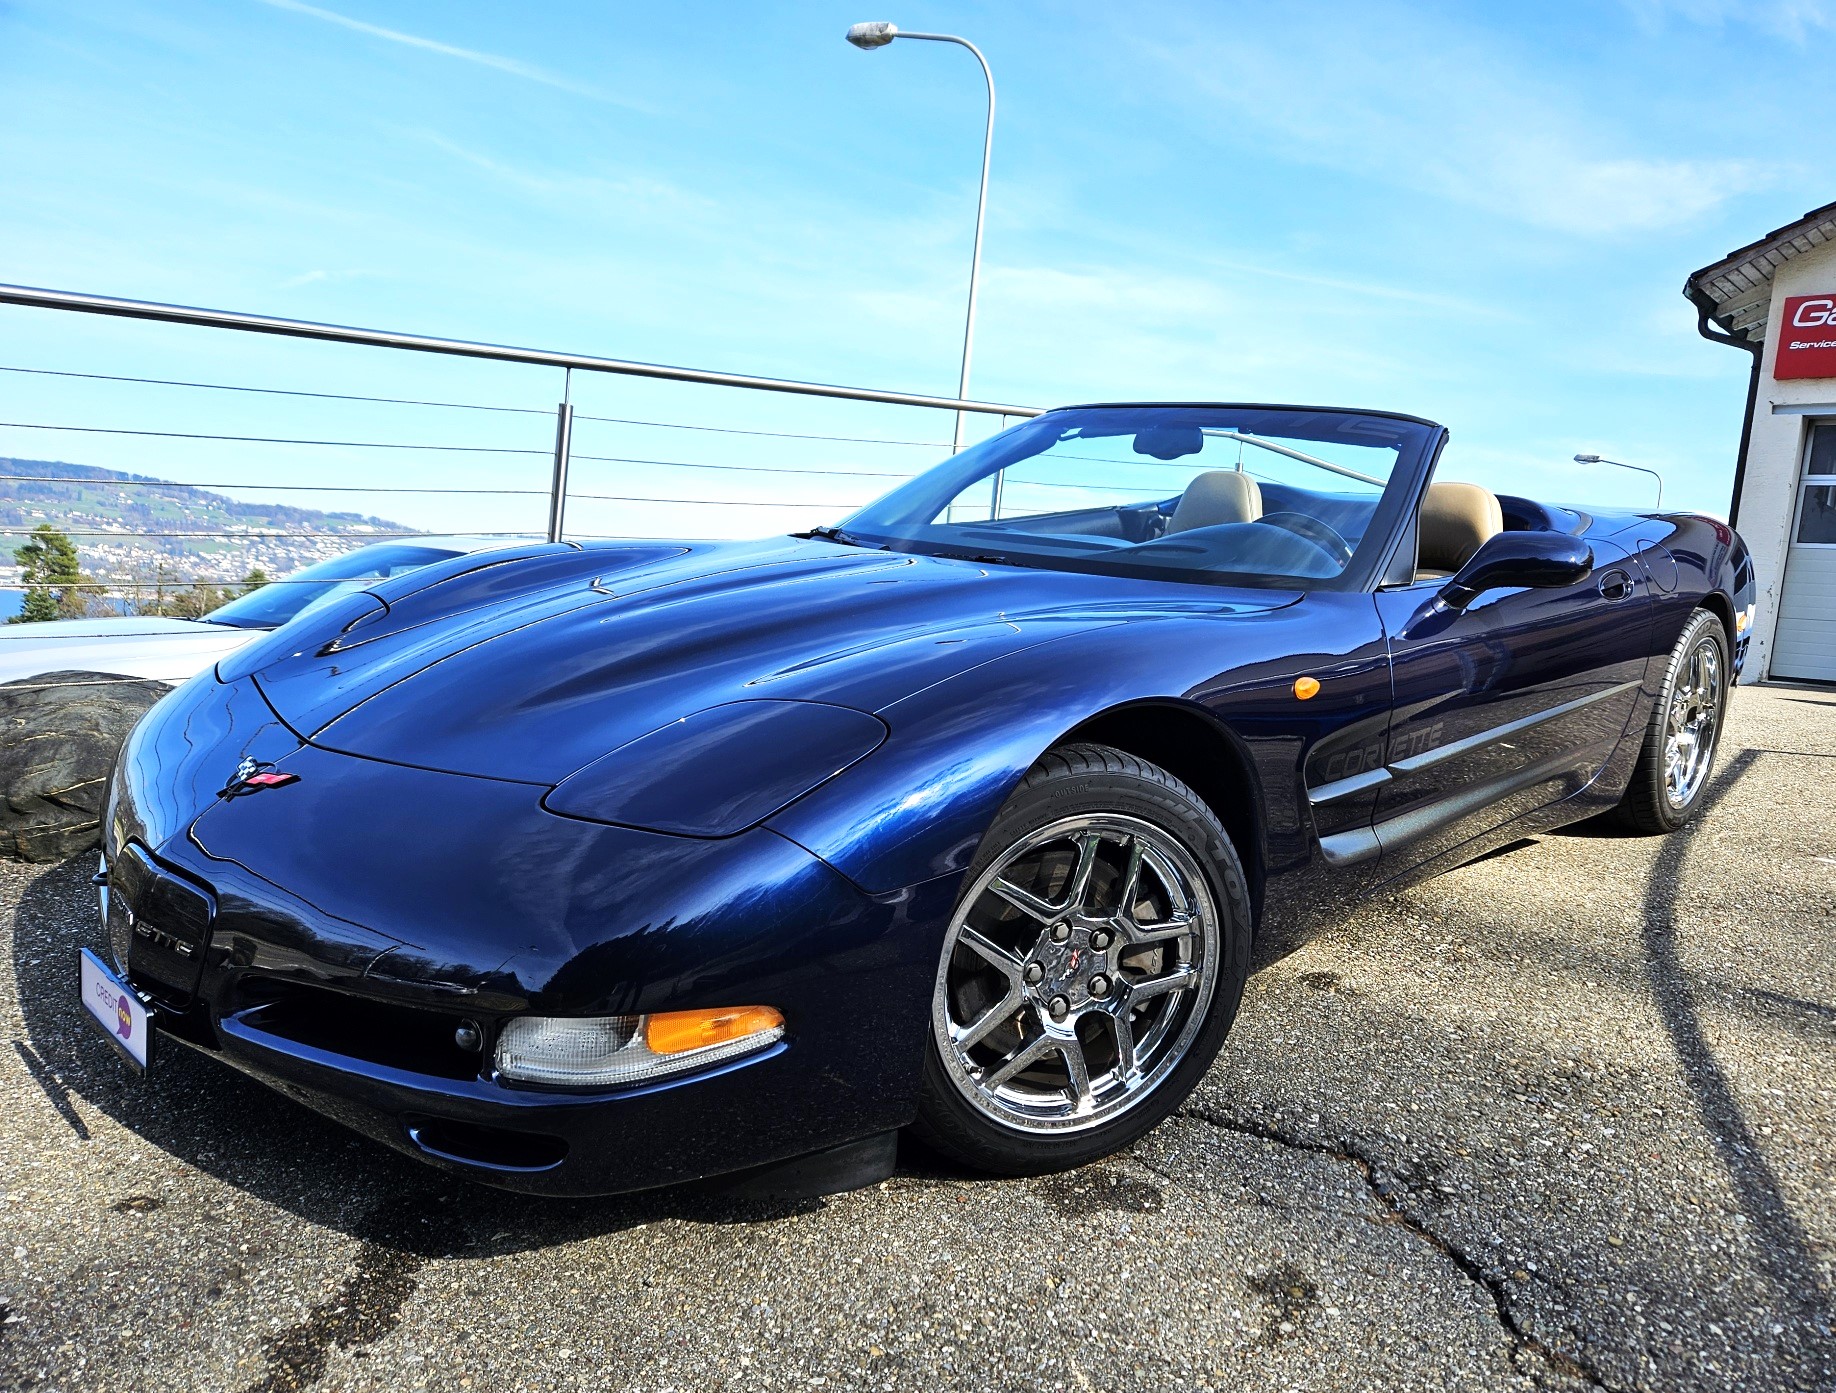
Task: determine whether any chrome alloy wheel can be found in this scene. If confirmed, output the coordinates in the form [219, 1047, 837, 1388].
[932, 814, 1221, 1134]
[1664, 635, 1723, 809]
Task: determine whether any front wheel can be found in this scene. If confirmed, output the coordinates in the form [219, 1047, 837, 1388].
[1611, 608, 1730, 834]
[911, 743, 1252, 1175]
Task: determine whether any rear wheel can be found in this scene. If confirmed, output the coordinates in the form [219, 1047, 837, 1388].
[1612, 608, 1729, 833]
[911, 743, 1252, 1175]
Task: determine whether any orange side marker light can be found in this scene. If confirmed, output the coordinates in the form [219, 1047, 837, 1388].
[645, 1005, 784, 1055]
[1293, 676, 1321, 700]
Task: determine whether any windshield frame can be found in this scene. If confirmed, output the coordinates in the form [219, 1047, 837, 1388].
[835, 402, 1445, 593]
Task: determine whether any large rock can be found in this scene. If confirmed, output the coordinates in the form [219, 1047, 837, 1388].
[0, 670, 172, 862]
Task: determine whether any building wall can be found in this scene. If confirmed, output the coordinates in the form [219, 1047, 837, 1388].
[1732, 236, 1836, 682]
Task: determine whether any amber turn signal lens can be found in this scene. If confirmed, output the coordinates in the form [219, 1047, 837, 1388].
[645, 1005, 785, 1056]
[1293, 675, 1321, 700]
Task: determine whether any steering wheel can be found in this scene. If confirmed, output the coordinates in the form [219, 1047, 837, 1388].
[1257, 511, 1354, 567]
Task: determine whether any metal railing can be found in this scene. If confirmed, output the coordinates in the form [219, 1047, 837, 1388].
[0, 281, 1042, 545]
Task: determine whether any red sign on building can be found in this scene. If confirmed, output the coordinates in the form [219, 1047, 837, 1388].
[1775, 294, 1836, 379]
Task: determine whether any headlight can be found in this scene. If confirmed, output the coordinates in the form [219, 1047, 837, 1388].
[494, 1006, 785, 1088]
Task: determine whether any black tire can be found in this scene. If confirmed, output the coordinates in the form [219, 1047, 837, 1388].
[1611, 608, 1730, 834]
[910, 742, 1252, 1176]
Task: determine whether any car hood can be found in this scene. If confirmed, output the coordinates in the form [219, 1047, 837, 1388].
[243, 536, 1295, 786]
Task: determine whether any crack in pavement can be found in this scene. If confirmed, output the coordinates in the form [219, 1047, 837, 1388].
[1176, 1105, 1613, 1391]
[1128, 1148, 1375, 1225]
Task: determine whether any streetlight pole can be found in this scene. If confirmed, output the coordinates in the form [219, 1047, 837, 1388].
[848, 21, 994, 453]
[1574, 453, 1665, 511]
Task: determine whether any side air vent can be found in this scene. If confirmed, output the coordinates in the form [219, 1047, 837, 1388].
[405, 1118, 568, 1172]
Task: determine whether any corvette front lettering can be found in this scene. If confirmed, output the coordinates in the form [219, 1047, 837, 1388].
[132, 922, 195, 957]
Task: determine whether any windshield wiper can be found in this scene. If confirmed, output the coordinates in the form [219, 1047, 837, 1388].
[960, 550, 1052, 572]
[803, 525, 862, 547]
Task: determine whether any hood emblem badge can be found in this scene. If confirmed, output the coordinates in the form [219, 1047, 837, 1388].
[220, 756, 300, 799]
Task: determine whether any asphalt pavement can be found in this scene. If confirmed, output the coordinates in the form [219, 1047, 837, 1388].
[2, 683, 1831, 1392]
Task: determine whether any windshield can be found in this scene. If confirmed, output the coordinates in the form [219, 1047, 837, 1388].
[841, 405, 1434, 587]
[203, 542, 467, 629]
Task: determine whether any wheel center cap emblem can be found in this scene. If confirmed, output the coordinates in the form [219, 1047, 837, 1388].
[1035, 935, 1101, 997]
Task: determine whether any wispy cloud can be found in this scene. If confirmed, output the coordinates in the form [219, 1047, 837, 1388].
[278, 267, 383, 290]
[409, 129, 714, 218]
[969, 262, 1448, 405]
[1190, 252, 1509, 319]
[1622, 0, 1835, 40]
[1131, 4, 1773, 237]
[255, 0, 624, 103]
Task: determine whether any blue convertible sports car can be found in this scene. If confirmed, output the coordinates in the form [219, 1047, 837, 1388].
[86, 403, 1755, 1197]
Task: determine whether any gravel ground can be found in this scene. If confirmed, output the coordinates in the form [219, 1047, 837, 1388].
[1, 684, 1831, 1393]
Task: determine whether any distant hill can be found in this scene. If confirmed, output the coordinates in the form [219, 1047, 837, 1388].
[0, 457, 415, 589]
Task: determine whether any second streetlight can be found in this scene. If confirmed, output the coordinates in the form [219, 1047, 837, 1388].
[847, 20, 994, 453]
[1574, 453, 1665, 510]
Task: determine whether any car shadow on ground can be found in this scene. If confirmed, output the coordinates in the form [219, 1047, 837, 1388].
[1235, 758, 1834, 1384]
[1623, 751, 1834, 1369]
[1537, 752, 1834, 1375]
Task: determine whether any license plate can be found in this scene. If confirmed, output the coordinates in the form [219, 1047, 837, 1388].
[79, 948, 153, 1073]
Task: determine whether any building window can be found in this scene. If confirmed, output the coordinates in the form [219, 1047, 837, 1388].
[1800, 424, 1836, 545]
[1807, 422, 1836, 477]
[1800, 486, 1836, 544]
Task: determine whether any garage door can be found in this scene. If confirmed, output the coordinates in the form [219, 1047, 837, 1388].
[1772, 421, 1836, 683]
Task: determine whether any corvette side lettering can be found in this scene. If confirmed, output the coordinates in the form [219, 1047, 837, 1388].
[1320, 722, 1446, 782]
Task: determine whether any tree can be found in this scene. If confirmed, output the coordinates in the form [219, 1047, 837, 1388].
[10, 524, 99, 623]
[163, 582, 229, 620]
[240, 567, 270, 596]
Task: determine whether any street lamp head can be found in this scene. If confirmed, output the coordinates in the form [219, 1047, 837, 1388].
[846, 21, 898, 49]
[1573, 452, 1663, 508]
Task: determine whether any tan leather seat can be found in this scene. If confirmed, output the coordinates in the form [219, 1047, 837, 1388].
[1167, 471, 1263, 534]
[1416, 481, 1503, 579]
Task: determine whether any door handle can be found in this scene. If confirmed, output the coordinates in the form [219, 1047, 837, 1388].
[1599, 568, 1633, 601]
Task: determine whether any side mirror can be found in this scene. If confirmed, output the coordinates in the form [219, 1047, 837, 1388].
[1439, 530, 1593, 610]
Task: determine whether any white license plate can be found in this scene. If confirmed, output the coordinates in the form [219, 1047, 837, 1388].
[79, 948, 152, 1072]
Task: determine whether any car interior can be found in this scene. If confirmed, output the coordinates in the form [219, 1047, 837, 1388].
[935, 469, 1382, 579]
[863, 403, 1594, 588]
[1407, 480, 1591, 584]
[1414, 481, 1505, 581]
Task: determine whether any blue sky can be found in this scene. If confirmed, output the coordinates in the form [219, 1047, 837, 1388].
[1, 0, 1831, 537]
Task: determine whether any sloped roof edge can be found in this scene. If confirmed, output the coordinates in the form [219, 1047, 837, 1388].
[1684, 199, 1836, 345]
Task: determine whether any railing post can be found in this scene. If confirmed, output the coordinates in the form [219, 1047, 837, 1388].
[546, 394, 574, 544]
